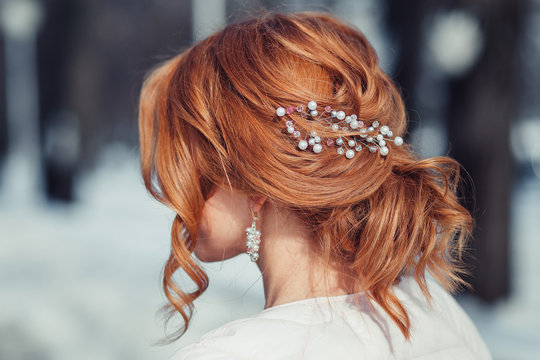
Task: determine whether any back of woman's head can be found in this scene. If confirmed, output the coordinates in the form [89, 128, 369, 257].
[139, 11, 473, 342]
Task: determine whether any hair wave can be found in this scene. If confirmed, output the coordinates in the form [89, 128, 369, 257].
[138, 11, 474, 343]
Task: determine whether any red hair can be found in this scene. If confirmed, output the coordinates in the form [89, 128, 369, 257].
[138, 11, 473, 343]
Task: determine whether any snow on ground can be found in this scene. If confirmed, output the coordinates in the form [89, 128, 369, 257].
[0, 144, 539, 359]
[0, 144, 264, 360]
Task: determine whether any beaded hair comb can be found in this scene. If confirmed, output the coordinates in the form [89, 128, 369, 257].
[276, 101, 403, 159]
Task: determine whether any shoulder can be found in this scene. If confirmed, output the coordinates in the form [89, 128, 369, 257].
[168, 341, 245, 360]
[170, 303, 342, 360]
[169, 291, 399, 359]
[169, 313, 324, 360]
[169, 277, 491, 360]
[392, 276, 492, 359]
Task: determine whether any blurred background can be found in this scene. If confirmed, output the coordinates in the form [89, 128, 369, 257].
[0, 0, 538, 359]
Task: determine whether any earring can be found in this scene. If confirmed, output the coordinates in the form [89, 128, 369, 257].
[245, 211, 261, 262]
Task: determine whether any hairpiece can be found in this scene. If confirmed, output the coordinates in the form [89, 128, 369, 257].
[276, 101, 403, 159]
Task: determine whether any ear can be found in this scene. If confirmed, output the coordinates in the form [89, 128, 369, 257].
[250, 195, 268, 213]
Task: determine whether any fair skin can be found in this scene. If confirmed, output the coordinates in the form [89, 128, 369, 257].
[195, 184, 351, 309]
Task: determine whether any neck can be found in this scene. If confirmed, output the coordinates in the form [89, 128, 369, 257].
[255, 205, 350, 309]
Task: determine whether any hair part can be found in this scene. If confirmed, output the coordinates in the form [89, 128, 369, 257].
[138, 10, 474, 343]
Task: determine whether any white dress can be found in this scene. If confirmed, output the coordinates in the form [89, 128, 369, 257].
[170, 276, 491, 359]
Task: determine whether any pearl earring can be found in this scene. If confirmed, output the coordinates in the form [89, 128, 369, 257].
[245, 211, 261, 262]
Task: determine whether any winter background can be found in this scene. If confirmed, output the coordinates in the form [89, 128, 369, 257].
[0, 0, 539, 359]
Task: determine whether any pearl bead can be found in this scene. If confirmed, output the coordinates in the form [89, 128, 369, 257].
[368, 126, 374, 132]
[380, 146, 389, 156]
[293, 131, 300, 137]
[298, 140, 308, 150]
[366, 137, 373, 142]
[336, 138, 343, 145]
[345, 116, 351, 123]
[355, 145, 362, 151]
[314, 136, 321, 143]
[336, 111, 346, 120]
[346, 149, 355, 158]
[331, 124, 339, 131]
[349, 120, 359, 129]
[380, 125, 389, 135]
[308, 138, 315, 146]
[308, 101, 317, 110]
[313, 144, 322, 153]
[310, 131, 317, 137]
[348, 139, 356, 147]
[351, 114, 357, 120]
[337, 147, 344, 154]
[331, 110, 337, 117]
[373, 121, 379, 128]
[387, 130, 393, 137]
[285, 120, 293, 127]
[287, 126, 294, 134]
[276, 107, 286, 116]
[379, 139, 386, 147]
[310, 110, 318, 117]
[394, 136, 403, 146]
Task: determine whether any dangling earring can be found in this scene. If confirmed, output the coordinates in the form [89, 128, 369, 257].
[245, 210, 261, 262]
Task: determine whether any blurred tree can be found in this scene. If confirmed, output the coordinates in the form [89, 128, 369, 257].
[386, 0, 526, 301]
[446, 0, 526, 301]
[34, 0, 192, 201]
[385, 0, 431, 137]
[68, 0, 192, 168]
[0, 33, 6, 176]
[37, 0, 79, 202]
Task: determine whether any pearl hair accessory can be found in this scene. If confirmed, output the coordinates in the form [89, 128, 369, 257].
[275, 101, 403, 159]
[245, 212, 261, 262]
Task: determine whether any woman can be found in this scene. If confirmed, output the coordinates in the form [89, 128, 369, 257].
[138, 11, 491, 359]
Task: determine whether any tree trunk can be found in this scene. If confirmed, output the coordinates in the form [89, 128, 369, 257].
[446, 0, 526, 301]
